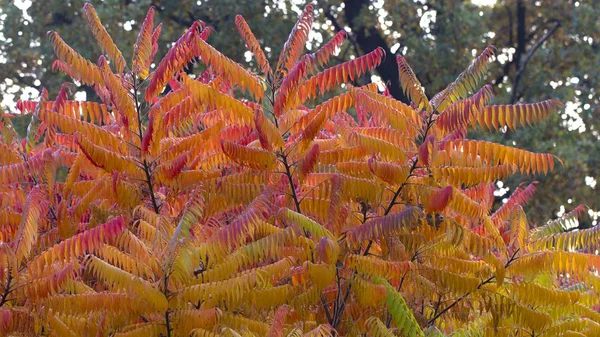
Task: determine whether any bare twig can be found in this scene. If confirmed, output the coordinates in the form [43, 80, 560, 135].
[133, 77, 160, 214]
[510, 21, 560, 103]
[363, 114, 435, 256]
[427, 249, 520, 325]
[0, 268, 13, 307]
[280, 153, 301, 214]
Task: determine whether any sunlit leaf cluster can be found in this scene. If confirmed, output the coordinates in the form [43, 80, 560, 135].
[1, 3, 597, 337]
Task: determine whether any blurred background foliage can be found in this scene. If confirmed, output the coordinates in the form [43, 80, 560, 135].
[0, 0, 598, 227]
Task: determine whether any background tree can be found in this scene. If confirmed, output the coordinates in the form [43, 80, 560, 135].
[1, 0, 598, 225]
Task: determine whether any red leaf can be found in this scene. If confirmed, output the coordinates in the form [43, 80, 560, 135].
[423, 186, 453, 213]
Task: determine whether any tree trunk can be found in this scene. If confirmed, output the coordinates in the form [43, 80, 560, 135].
[343, 0, 409, 104]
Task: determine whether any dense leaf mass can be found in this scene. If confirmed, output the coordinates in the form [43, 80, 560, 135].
[0, 3, 598, 337]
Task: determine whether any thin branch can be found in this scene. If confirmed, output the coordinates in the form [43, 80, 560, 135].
[332, 278, 352, 329]
[321, 295, 333, 323]
[385, 270, 409, 327]
[163, 276, 172, 337]
[510, 21, 560, 103]
[330, 202, 369, 329]
[427, 249, 520, 325]
[0, 268, 13, 307]
[280, 153, 301, 213]
[331, 268, 343, 326]
[133, 76, 160, 214]
[363, 114, 435, 256]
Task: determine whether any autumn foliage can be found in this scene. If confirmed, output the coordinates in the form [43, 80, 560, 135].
[1, 3, 599, 337]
